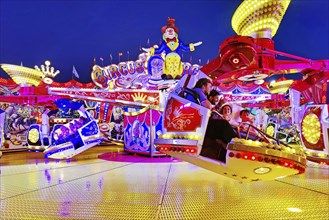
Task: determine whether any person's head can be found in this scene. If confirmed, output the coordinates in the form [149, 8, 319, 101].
[220, 104, 232, 116]
[207, 89, 221, 105]
[194, 78, 212, 95]
[240, 109, 251, 121]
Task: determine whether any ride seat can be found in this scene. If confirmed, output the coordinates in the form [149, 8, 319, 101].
[200, 118, 238, 162]
[180, 88, 201, 105]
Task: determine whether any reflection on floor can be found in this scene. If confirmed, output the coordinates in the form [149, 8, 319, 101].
[0, 145, 328, 219]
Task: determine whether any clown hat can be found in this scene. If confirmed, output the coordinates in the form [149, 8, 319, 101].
[161, 17, 179, 33]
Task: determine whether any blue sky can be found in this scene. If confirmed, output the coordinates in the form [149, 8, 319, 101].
[0, 0, 328, 83]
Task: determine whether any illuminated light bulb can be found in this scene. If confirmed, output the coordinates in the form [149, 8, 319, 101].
[302, 113, 321, 144]
[268, 144, 274, 149]
[287, 208, 302, 213]
[233, 137, 240, 143]
[241, 139, 247, 145]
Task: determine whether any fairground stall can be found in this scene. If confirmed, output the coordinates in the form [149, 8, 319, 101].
[154, 0, 328, 183]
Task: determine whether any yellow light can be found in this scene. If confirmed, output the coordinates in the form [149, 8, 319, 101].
[233, 137, 240, 143]
[318, 153, 327, 158]
[268, 80, 294, 94]
[241, 139, 247, 145]
[254, 167, 271, 174]
[266, 125, 275, 136]
[28, 128, 39, 143]
[1, 64, 45, 86]
[302, 113, 321, 144]
[287, 208, 302, 213]
[232, 0, 291, 37]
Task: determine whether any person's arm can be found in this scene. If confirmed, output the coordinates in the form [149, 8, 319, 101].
[201, 99, 212, 109]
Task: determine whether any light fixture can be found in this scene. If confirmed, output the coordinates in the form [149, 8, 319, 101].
[302, 113, 321, 144]
[287, 208, 302, 213]
[232, 0, 291, 38]
[254, 167, 271, 174]
[267, 80, 294, 94]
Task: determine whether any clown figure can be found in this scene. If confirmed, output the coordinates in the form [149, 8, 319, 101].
[143, 17, 202, 79]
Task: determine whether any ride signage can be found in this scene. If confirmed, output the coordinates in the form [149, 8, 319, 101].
[91, 54, 201, 89]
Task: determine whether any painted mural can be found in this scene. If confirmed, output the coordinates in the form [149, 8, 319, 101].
[0, 103, 43, 150]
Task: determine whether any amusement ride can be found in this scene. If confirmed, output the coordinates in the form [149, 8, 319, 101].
[0, 0, 328, 183]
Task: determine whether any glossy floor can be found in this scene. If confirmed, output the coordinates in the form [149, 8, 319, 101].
[0, 146, 328, 220]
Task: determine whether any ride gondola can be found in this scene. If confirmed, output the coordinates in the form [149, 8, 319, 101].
[154, 82, 306, 183]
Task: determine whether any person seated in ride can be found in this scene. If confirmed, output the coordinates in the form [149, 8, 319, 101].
[213, 103, 238, 126]
[202, 101, 239, 162]
[207, 89, 221, 106]
[211, 102, 223, 119]
[210, 94, 226, 119]
[186, 78, 213, 109]
[238, 109, 259, 140]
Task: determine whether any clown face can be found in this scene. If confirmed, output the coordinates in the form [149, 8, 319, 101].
[164, 28, 176, 39]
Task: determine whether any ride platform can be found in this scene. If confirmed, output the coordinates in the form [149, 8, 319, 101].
[0, 145, 328, 219]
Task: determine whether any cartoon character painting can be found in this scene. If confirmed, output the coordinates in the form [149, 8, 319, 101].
[143, 17, 202, 79]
